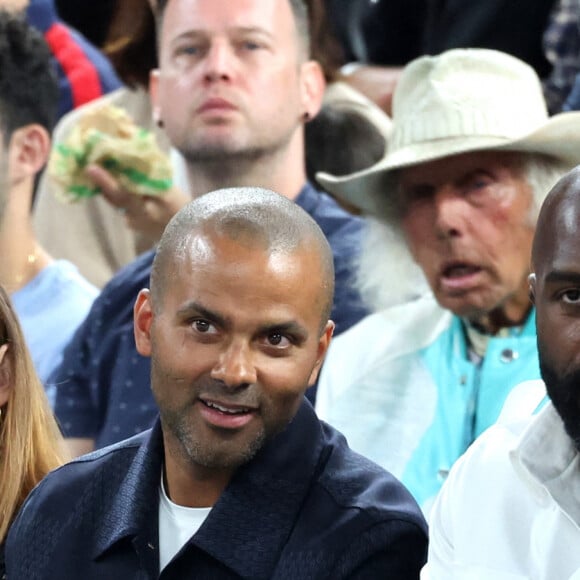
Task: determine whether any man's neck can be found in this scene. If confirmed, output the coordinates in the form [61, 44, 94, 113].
[163, 451, 235, 509]
[0, 199, 50, 293]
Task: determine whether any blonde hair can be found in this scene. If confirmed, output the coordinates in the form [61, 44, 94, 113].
[0, 285, 65, 543]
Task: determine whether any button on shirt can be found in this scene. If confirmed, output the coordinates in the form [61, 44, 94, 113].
[53, 183, 368, 448]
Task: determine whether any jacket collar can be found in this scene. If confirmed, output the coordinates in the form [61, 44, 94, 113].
[94, 423, 164, 571]
[94, 399, 326, 578]
[511, 402, 580, 526]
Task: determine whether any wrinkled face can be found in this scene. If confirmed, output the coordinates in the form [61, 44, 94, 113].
[135, 232, 332, 471]
[531, 189, 580, 449]
[151, 0, 312, 163]
[398, 151, 535, 328]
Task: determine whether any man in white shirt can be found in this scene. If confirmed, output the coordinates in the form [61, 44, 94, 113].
[424, 165, 580, 579]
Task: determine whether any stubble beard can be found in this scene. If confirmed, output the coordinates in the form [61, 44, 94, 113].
[165, 406, 268, 471]
[539, 353, 580, 451]
[177, 120, 297, 179]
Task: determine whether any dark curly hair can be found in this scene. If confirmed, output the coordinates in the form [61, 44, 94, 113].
[0, 11, 58, 140]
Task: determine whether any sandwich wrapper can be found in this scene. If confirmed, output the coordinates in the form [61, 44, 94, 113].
[48, 104, 173, 202]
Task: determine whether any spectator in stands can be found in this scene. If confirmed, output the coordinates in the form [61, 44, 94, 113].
[0, 12, 98, 398]
[0, 284, 64, 575]
[6, 188, 428, 578]
[1, 0, 121, 120]
[425, 165, 580, 577]
[330, 0, 557, 114]
[33, 0, 185, 288]
[51, 0, 368, 456]
[315, 48, 580, 515]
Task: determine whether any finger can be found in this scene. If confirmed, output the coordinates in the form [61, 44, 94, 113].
[84, 164, 133, 209]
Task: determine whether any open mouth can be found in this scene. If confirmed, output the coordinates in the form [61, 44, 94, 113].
[200, 399, 254, 416]
[442, 263, 482, 279]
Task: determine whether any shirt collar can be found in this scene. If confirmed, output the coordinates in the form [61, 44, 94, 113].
[294, 182, 319, 214]
[511, 401, 580, 525]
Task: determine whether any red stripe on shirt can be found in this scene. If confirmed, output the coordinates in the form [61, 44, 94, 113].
[44, 23, 102, 108]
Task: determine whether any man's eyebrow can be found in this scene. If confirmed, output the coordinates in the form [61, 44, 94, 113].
[544, 271, 580, 284]
[172, 26, 273, 41]
[176, 301, 229, 327]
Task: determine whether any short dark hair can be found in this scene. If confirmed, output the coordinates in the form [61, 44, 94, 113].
[0, 11, 58, 140]
[156, 0, 311, 58]
[151, 187, 335, 330]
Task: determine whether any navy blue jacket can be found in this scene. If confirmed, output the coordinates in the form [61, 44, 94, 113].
[6, 401, 427, 579]
[52, 183, 368, 448]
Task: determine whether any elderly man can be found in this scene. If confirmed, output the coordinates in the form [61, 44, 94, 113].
[6, 188, 428, 578]
[51, 0, 368, 455]
[315, 48, 580, 514]
[423, 166, 580, 578]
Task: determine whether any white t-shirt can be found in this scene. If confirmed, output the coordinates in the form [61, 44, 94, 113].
[158, 475, 212, 572]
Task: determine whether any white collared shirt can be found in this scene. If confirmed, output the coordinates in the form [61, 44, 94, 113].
[424, 384, 580, 579]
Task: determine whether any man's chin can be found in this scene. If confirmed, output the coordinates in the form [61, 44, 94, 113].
[540, 359, 580, 451]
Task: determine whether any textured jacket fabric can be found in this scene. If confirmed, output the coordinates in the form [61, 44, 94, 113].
[6, 401, 428, 579]
[27, 0, 120, 120]
[316, 295, 541, 515]
[424, 391, 580, 579]
[52, 183, 368, 449]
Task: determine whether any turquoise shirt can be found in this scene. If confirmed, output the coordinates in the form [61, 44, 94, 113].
[316, 297, 541, 515]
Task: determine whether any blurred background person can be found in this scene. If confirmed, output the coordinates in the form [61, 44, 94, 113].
[0, 11, 97, 398]
[1, 0, 120, 120]
[0, 285, 65, 574]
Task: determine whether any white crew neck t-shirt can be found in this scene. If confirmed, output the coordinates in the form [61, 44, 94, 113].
[158, 475, 212, 572]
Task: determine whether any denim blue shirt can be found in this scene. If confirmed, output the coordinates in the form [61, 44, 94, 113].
[52, 183, 368, 448]
[27, 0, 121, 120]
[6, 401, 427, 579]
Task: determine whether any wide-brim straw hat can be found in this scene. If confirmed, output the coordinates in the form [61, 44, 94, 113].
[318, 48, 580, 216]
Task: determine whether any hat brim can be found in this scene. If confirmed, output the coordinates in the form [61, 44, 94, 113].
[317, 111, 580, 216]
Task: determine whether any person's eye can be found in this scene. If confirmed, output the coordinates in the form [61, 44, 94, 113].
[561, 289, 580, 304]
[266, 332, 291, 348]
[244, 40, 260, 50]
[464, 174, 492, 195]
[192, 319, 218, 334]
[176, 44, 201, 57]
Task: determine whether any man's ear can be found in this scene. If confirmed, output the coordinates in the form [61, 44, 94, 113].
[8, 124, 51, 183]
[300, 60, 326, 122]
[134, 289, 154, 357]
[308, 320, 335, 386]
[149, 69, 163, 127]
[0, 343, 12, 407]
[528, 272, 536, 305]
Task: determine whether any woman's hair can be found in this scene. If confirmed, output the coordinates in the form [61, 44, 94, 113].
[102, 0, 157, 89]
[0, 286, 64, 543]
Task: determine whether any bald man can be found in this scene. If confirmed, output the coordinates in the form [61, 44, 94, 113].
[423, 166, 580, 578]
[7, 188, 427, 579]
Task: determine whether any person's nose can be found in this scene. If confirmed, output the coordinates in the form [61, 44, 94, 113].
[210, 340, 257, 388]
[202, 40, 233, 83]
[432, 184, 466, 240]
